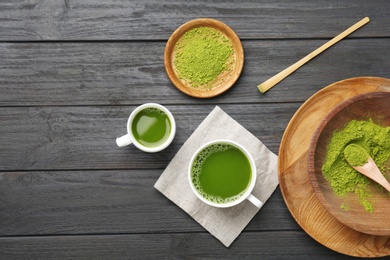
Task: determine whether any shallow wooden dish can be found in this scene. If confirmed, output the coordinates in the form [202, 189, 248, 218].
[164, 18, 244, 98]
[308, 92, 390, 236]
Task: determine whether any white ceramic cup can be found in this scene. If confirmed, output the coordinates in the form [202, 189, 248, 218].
[116, 103, 176, 153]
[188, 139, 263, 208]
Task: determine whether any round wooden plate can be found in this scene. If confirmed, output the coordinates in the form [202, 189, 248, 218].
[164, 18, 244, 98]
[278, 77, 390, 257]
[308, 92, 390, 236]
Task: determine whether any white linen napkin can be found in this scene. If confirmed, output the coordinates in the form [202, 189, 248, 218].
[154, 106, 278, 247]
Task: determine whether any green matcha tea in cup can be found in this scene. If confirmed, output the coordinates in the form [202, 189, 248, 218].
[116, 103, 176, 153]
[188, 139, 263, 208]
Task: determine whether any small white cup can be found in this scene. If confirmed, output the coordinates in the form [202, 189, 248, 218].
[116, 103, 176, 153]
[188, 139, 263, 208]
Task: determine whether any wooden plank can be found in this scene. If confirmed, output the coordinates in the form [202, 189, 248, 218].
[0, 103, 298, 171]
[0, 0, 386, 41]
[0, 1, 387, 259]
[0, 232, 348, 259]
[0, 169, 297, 236]
[0, 38, 389, 106]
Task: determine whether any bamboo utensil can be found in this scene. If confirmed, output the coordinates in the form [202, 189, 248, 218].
[258, 17, 370, 93]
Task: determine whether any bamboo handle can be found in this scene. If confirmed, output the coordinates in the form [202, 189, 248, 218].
[257, 17, 370, 93]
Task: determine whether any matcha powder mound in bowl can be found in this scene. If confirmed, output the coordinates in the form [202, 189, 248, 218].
[164, 18, 244, 98]
[173, 26, 234, 88]
[321, 119, 390, 213]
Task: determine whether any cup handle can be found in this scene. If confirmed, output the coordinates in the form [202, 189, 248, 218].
[247, 194, 263, 208]
[116, 134, 132, 147]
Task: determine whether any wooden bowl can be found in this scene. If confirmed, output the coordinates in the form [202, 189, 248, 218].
[308, 92, 390, 236]
[164, 18, 244, 98]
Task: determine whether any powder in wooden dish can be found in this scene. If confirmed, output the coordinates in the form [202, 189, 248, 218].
[322, 119, 390, 213]
[344, 143, 369, 167]
[173, 26, 234, 89]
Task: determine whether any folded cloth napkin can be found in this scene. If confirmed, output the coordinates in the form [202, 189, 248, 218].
[154, 106, 278, 247]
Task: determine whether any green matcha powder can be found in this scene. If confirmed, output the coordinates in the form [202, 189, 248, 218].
[173, 26, 234, 88]
[322, 119, 390, 213]
[344, 143, 369, 167]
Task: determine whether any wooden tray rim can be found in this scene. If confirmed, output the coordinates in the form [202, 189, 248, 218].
[278, 76, 390, 257]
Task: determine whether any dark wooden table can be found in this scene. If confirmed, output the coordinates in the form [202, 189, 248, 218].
[1, 1, 389, 259]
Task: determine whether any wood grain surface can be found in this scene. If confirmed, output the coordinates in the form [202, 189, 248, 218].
[1, 0, 389, 41]
[279, 77, 390, 257]
[0, 104, 295, 171]
[1, 39, 389, 106]
[1, 0, 390, 259]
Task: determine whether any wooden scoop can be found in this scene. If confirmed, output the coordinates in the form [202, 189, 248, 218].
[344, 144, 390, 192]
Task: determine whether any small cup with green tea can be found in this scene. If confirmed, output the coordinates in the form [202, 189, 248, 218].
[116, 103, 176, 153]
[188, 139, 263, 208]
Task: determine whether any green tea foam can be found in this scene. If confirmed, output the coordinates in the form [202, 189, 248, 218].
[191, 143, 252, 204]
